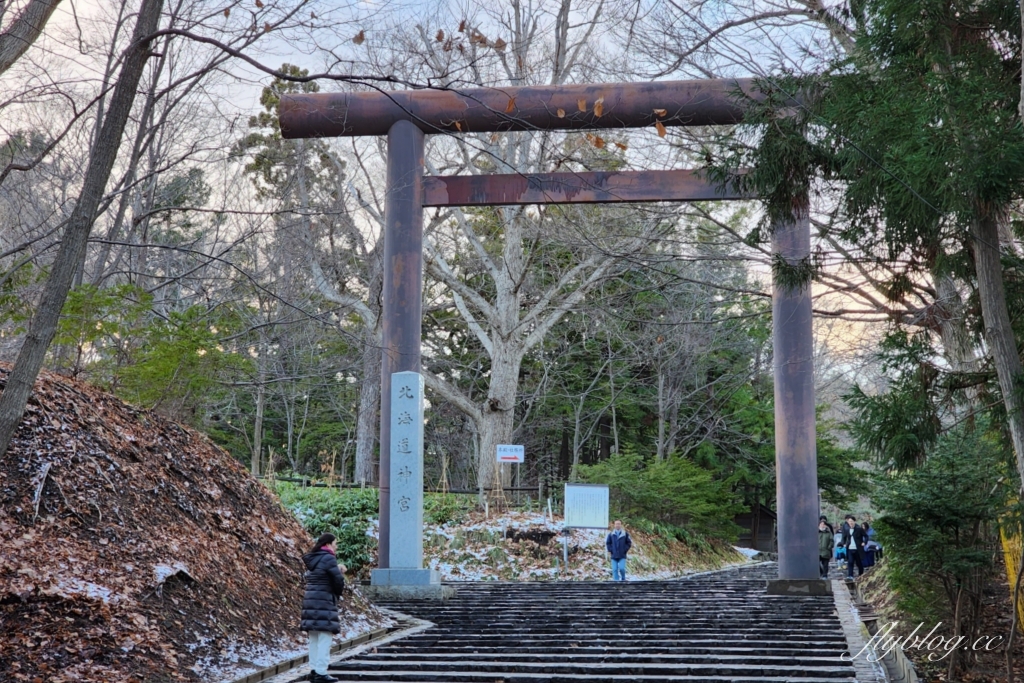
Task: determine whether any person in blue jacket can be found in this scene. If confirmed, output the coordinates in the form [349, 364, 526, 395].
[606, 519, 633, 581]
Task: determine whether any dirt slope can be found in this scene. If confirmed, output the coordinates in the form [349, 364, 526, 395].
[0, 367, 389, 683]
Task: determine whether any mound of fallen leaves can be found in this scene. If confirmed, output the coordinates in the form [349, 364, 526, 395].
[0, 367, 387, 682]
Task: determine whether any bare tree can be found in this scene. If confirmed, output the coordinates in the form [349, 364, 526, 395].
[0, 0, 64, 75]
[0, 0, 165, 458]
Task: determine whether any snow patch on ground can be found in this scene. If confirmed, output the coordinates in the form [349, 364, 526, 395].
[153, 561, 191, 585]
[193, 609, 396, 682]
[191, 638, 307, 682]
[412, 509, 748, 582]
[49, 577, 121, 603]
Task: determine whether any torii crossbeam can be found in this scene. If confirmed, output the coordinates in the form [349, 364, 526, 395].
[279, 78, 821, 593]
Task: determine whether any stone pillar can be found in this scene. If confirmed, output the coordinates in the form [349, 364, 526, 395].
[370, 372, 446, 598]
[386, 371, 426, 568]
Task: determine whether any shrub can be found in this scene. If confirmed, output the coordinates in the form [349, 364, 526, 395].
[424, 493, 473, 525]
[873, 425, 1013, 676]
[578, 445, 743, 540]
[274, 483, 378, 571]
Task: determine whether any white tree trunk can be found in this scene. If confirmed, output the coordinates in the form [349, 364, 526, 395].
[607, 339, 619, 455]
[476, 343, 521, 491]
[570, 398, 584, 480]
[252, 380, 265, 477]
[355, 330, 381, 484]
[656, 369, 666, 460]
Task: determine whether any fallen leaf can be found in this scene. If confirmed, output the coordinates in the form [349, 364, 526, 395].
[653, 108, 667, 117]
[593, 98, 604, 117]
[577, 98, 586, 112]
[353, 30, 365, 44]
[505, 97, 516, 113]
[593, 136, 605, 149]
[454, 121, 463, 131]
[655, 121, 667, 138]
[614, 141, 628, 151]
[556, 108, 565, 118]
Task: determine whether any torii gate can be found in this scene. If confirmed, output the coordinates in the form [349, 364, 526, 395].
[279, 78, 824, 594]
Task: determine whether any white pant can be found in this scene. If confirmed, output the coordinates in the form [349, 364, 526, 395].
[308, 630, 333, 675]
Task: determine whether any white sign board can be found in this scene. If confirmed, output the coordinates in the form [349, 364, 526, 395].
[496, 444, 525, 463]
[564, 483, 609, 529]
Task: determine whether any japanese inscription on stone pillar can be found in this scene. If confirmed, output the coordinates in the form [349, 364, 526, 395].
[389, 371, 425, 569]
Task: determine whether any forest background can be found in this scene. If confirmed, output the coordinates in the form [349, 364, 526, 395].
[1, 0, 1023, 677]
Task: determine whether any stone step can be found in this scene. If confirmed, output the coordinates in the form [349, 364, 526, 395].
[382, 644, 851, 656]
[393, 634, 848, 644]
[362, 652, 849, 663]
[326, 564, 857, 683]
[324, 673, 853, 683]
[332, 654, 853, 674]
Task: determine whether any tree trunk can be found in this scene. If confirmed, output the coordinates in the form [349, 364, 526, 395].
[0, 0, 63, 75]
[559, 422, 570, 479]
[476, 345, 520, 491]
[355, 318, 382, 485]
[607, 356, 619, 455]
[656, 368, 666, 460]
[0, 0, 164, 459]
[1020, 0, 1024, 125]
[598, 415, 611, 461]
[971, 210, 1024, 485]
[355, 344, 381, 484]
[570, 398, 584, 479]
[252, 380, 265, 477]
[934, 272, 977, 374]
[667, 390, 679, 456]
[284, 396, 296, 470]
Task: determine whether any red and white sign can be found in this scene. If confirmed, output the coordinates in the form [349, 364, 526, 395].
[496, 444, 525, 463]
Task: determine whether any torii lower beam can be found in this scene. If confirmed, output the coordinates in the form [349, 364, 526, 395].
[278, 79, 820, 587]
[422, 170, 744, 206]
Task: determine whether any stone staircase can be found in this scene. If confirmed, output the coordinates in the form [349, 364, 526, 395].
[322, 564, 859, 682]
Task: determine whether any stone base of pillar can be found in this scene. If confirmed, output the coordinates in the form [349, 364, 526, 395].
[362, 584, 456, 600]
[366, 568, 454, 600]
[766, 578, 833, 596]
[371, 568, 440, 585]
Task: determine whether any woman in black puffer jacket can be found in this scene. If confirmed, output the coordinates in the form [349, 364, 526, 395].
[301, 533, 347, 683]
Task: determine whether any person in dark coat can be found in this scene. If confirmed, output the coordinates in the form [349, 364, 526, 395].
[301, 533, 347, 683]
[818, 519, 835, 579]
[841, 515, 867, 578]
[605, 519, 633, 581]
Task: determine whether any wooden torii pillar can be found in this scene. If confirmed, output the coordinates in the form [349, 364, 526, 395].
[279, 78, 823, 591]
